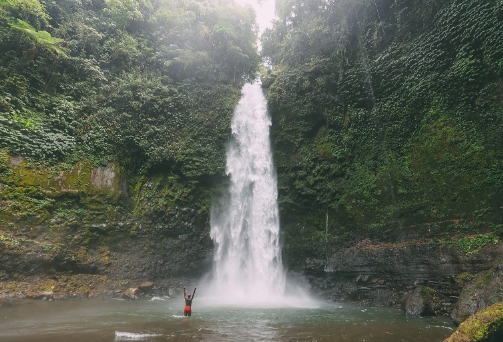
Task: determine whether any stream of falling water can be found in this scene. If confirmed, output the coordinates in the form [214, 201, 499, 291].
[206, 82, 311, 307]
[0, 84, 455, 342]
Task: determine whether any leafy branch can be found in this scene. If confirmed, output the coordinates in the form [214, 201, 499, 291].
[8, 19, 67, 57]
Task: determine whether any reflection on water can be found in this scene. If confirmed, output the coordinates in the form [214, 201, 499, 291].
[0, 298, 454, 342]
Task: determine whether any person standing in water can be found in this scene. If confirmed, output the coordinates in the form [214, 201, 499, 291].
[183, 287, 196, 317]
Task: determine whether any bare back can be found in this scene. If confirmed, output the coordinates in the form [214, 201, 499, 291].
[183, 287, 196, 307]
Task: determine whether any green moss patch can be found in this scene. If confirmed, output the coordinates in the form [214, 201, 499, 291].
[0, 155, 125, 225]
[438, 233, 500, 255]
[444, 302, 503, 342]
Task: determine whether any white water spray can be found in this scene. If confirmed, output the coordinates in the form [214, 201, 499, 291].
[206, 82, 315, 307]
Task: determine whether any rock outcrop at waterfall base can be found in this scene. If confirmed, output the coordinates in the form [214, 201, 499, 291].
[451, 262, 503, 325]
[303, 238, 503, 317]
[0, 156, 211, 300]
[443, 302, 503, 342]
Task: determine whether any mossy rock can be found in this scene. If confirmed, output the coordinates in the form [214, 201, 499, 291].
[451, 263, 503, 324]
[444, 302, 503, 342]
[402, 285, 442, 316]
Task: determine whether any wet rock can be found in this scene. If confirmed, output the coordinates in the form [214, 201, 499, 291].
[451, 263, 503, 325]
[306, 241, 503, 311]
[355, 275, 370, 284]
[122, 287, 139, 300]
[26, 290, 53, 300]
[138, 282, 154, 294]
[443, 301, 503, 342]
[168, 287, 177, 296]
[402, 286, 439, 316]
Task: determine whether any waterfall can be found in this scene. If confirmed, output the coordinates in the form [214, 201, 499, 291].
[206, 82, 311, 307]
[208, 82, 285, 305]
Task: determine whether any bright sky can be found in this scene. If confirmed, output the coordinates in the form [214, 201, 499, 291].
[236, 0, 276, 36]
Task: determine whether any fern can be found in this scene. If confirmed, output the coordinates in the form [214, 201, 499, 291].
[9, 19, 67, 57]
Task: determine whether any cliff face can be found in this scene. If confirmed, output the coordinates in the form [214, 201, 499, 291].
[262, 0, 503, 307]
[0, 154, 213, 298]
[303, 238, 502, 312]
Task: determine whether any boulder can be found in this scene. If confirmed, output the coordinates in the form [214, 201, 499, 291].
[402, 286, 439, 316]
[168, 287, 177, 296]
[443, 301, 503, 342]
[121, 287, 139, 300]
[451, 263, 503, 325]
[138, 281, 154, 294]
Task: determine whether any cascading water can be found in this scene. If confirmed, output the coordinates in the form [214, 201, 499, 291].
[206, 82, 315, 307]
[208, 82, 284, 305]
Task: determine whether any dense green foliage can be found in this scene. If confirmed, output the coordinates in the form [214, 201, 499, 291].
[1, 0, 503, 278]
[0, 0, 259, 211]
[0, 0, 260, 278]
[262, 0, 503, 264]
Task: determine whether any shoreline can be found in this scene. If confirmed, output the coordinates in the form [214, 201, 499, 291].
[0, 275, 190, 302]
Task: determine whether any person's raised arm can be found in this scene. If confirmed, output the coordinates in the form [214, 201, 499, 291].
[184, 287, 187, 299]
[192, 288, 197, 299]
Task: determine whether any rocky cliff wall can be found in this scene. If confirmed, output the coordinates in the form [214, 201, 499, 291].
[302, 238, 502, 315]
[0, 155, 213, 299]
[1, 153, 501, 322]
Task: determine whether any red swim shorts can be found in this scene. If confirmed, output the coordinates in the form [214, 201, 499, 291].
[184, 306, 191, 316]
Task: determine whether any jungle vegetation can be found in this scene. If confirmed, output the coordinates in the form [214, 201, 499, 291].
[0, 0, 502, 271]
[0, 0, 259, 170]
[261, 0, 503, 265]
[0, 0, 259, 227]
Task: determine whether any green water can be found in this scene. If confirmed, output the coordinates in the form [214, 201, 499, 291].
[0, 298, 454, 341]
